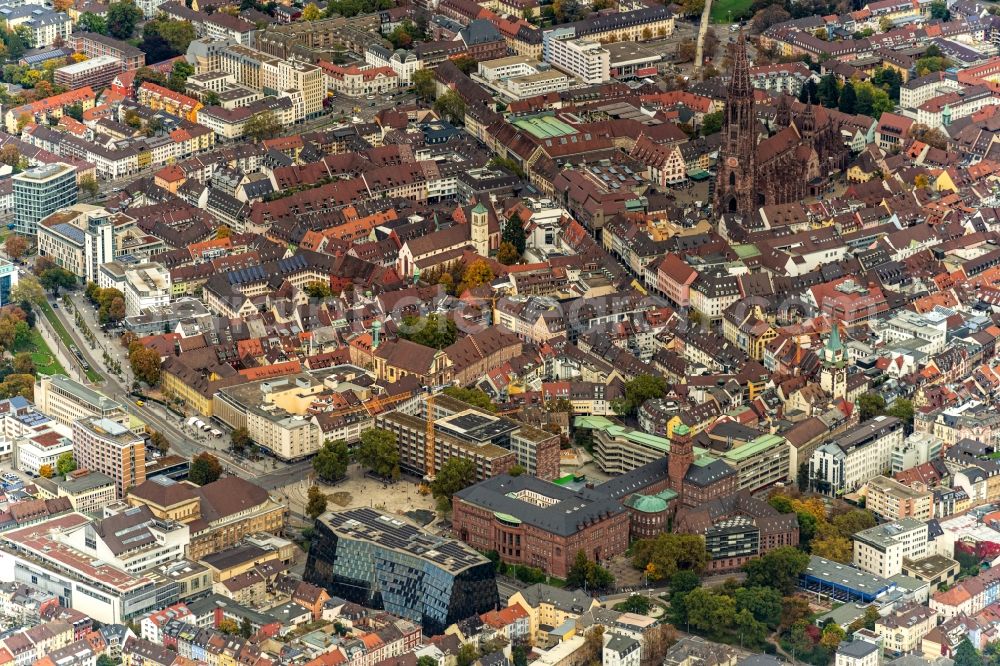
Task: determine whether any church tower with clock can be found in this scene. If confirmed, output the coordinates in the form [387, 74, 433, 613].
[714, 30, 756, 219]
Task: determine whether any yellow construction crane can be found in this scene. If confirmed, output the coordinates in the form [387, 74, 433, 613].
[424, 392, 436, 482]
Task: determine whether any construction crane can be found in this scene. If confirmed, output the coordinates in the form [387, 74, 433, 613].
[424, 392, 436, 482]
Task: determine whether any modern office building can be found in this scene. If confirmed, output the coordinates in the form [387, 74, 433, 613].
[853, 518, 929, 579]
[546, 37, 610, 84]
[304, 507, 499, 636]
[72, 417, 145, 498]
[35, 374, 127, 428]
[0, 260, 17, 307]
[375, 393, 560, 480]
[35, 469, 117, 514]
[800, 555, 896, 603]
[13, 163, 77, 236]
[37, 204, 116, 283]
[809, 416, 905, 496]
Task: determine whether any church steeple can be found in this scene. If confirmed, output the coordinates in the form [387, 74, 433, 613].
[714, 31, 756, 220]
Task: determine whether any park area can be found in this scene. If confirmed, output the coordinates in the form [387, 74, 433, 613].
[711, 0, 753, 22]
[16, 329, 64, 376]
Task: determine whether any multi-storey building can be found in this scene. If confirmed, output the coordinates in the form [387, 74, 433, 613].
[809, 416, 905, 496]
[13, 163, 77, 236]
[53, 55, 121, 91]
[71, 417, 145, 499]
[35, 374, 127, 428]
[376, 393, 560, 480]
[37, 204, 115, 283]
[36, 470, 117, 514]
[865, 475, 934, 521]
[853, 518, 929, 579]
[546, 37, 609, 84]
[137, 83, 203, 122]
[874, 603, 937, 656]
[452, 473, 630, 577]
[0, 7, 71, 48]
[120, 263, 171, 317]
[71, 32, 145, 70]
[304, 507, 499, 636]
[261, 59, 323, 117]
[891, 432, 943, 474]
[127, 476, 286, 560]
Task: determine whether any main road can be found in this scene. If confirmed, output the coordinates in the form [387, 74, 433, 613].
[46, 293, 313, 488]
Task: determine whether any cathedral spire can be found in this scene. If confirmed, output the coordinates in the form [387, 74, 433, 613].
[713, 30, 756, 220]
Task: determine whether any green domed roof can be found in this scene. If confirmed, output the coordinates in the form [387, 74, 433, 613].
[626, 494, 668, 513]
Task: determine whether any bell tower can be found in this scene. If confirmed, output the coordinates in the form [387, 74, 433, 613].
[668, 423, 694, 496]
[471, 201, 489, 257]
[714, 30, 756, 219]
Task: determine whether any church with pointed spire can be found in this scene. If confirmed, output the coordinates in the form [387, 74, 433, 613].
[820, 321, 848, 400]
[714, 32, 850, 219]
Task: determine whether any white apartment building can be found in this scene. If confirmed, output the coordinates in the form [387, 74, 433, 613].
[546, 37, 610, 84]
[122, 262, 172, 318]
[506, 70, 571, 100]
[853, 518, 929, 579]
[875, 309, 948, 354]
[365, 45, 422, 84]
[899, 74, 962, 110]
[477, 55, 541, 82]
[810, 416, 905, 496]
[835, 641, 880, 666]
[603, 634, 640, 666]
[59, 506, 189, 574]
[12, 424, 73, 476]
[891, 432, 943, 474]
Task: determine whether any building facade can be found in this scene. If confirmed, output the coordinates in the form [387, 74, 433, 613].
[71, 417, 146, 499]
[13, 163, 77, 236]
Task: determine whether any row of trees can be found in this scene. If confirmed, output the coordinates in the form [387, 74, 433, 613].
[800, 74, 895, 118]
[84, 282, 126, 325]
[768, 493, 877, 562]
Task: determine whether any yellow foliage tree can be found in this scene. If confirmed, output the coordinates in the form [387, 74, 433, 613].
[38, 464, 53, 478]
[302, 3, 321, 19]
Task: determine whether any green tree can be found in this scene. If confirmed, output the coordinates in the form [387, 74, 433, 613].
[431, 456, 477, 501]
[816, 74, 840, 108]
[701, 111, 722, 136]
[304, 281, 332, 298]
[56, 452, 76, 476]
[399, 312, 458, 348]
[167, 60, 194, 93]
[857, 393, 887, 421]
[97, 656, 115, 666]
[239, 617, 253, 639]
[78, 12, 108, 33]
[12, 352, 33, 375]
[811, 535, 853, 562]
[743, 546, 810, 594]
[39, 267, 77, 295]
[886, 398, 915, 433]
[632, 533, 709, 581]
[306, 485, 328, 519]
[230, 427, 252, 453]
[434, 90, 466, 125]
[735, 609, 767, 646]
[955, 639, 983, 666]
[734, 586, 782, 628]
[418, 658, 438, 666]
[356, 428, 400, 480]
[456, 644, 479, 666]
[509, 464, 526, 476]
[502, 212, 526, 254]
[245, 110, 282, 141]
[930, 0, 950, 20]
[831, 508, 876, 537]
[150, 430, 169, 454]
[685, 588, 736, 633]
[855, 80, 895, 116]
[511, 646, 526, 666]
[313, 439, 350, 482]
[452, 54, 477, 75]
[441, 386, 497, 412]
[412, 68, 435, 101]
[838, 81, 857, 114]
[79, 174, 99, 197]
[107, 0, 142, 39]
[613, 374, 667, 416]
[188, 452, 222, 485]
[567, 549, 592, 589]
[615, 594, 651, 614]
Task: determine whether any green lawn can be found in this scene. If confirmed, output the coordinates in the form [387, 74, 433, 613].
[38, 299, 102, 383]
[14, 329, 65, 376]
[710, 0, 753, 23]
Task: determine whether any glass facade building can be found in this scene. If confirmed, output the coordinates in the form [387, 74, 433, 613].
[305, 507, 499, 635]
[13, 163, 78, 236]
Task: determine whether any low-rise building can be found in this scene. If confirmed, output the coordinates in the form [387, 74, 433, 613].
[875, 603, 937, 656]
[35, 374, 127, 428]
[54, 55, 121, 90]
